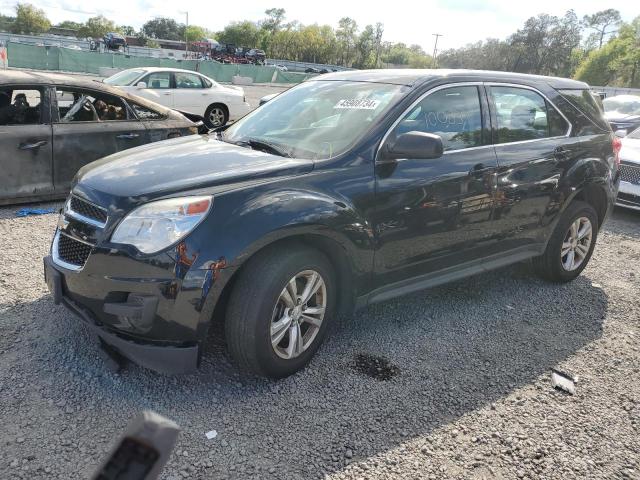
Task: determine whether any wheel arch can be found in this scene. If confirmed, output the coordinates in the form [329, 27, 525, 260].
[206, 102, 229, 117]
[205, 232, 358, 335]
[572, 183, 610, 228]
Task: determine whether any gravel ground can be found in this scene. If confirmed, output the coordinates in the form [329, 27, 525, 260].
[0, 204, 638, 480]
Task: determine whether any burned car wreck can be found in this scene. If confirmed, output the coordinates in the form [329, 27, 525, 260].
[0, 71, 198, 205]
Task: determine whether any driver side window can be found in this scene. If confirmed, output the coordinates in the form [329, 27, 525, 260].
[56, 89, 128, 122]
[393, 86, 484, 152]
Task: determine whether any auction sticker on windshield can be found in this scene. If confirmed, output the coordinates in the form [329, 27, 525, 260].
[334, 99, 381, 109]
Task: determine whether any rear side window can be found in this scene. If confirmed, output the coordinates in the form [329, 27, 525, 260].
[394, 85, 484, 151]
[175, 72, 204, 89]
[490, 86, 569, 143]
[0, 88, 42, 125]
[557, 89, 609, 134]
[130, 102, 164, 120]
[143, 72, 171, 89]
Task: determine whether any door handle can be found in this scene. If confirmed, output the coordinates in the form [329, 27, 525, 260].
[116, 133, 140, 140]
[163, 92, 172, 96]
[19, 140, 48, 150]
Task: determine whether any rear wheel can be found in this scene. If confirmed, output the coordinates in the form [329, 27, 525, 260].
[204, 104, 228, 128]
[533, 201, 598, 282]
[225, 246, 336, 378]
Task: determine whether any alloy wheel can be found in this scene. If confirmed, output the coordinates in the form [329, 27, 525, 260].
[209, 107, 226, 127]
[560, 216, 593, 271]
[270, 270, 327, 360]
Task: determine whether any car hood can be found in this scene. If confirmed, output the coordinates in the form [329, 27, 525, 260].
[73, 135, 313, 207]
[604, 111, 640, 123]
[620, 136, 640, 164]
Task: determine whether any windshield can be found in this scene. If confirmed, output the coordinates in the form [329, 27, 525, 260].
[104, 69, 144, 86]
[222, 80, 408, 160]
[603, 96, 640, 116]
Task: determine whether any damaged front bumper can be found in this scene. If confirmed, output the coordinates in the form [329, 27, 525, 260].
[44, 255, 200, 374]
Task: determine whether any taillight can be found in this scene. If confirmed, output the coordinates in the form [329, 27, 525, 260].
[612, 136, 622, 168]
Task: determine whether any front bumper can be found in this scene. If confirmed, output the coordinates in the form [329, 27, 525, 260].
[44, 255, 200, 374]
[616, 180, 640, 211]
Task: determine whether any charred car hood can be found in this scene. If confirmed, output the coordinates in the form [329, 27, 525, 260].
[73, 135, 313, 206]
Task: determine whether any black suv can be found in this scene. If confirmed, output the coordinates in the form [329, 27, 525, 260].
[44, 70, 620, 378]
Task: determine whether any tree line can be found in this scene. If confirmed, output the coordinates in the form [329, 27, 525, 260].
[1, 3, 638, 87]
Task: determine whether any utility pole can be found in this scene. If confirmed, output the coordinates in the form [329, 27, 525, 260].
[180, 11, 189, 58]
[432, 33, 443, 68]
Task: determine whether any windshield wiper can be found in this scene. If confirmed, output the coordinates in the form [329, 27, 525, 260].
[245, 138, 292, 158]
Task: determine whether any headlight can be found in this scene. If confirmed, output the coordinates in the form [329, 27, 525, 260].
[111, 196, 212, 254]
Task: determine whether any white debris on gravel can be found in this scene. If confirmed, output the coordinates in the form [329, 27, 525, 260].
[0, 204, 639, 479]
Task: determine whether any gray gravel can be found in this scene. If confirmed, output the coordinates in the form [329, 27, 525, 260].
[0, 204, 639, 479]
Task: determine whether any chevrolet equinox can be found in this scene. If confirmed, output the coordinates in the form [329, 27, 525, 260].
[44, 70, 620, 378]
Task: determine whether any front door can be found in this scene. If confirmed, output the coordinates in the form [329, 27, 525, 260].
[136, 71, 174, 110]
[373, 84, 499, 287]
[0, 86, 53, 202]
[52, 87, 147, 193]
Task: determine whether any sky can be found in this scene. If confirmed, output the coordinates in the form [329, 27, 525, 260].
[1, 0, 638, 52]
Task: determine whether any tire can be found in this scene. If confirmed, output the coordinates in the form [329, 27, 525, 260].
[533, 201, 598, 282]
[204, 104, 228, 128]
[225, 246, 337, 378]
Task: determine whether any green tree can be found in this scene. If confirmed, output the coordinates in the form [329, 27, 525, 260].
[185, 25, 206, 42]
[355, 24, 375, 68]
[142, 17, 184, 41]
[336, 17, 358, 66]
[0, 14, 15, 32]
[120, 25, 136, 36]
[216, 21, 262, 47]
[78, 15, 119, 38]
[56, 20, 83, 32]
[583, 9, 621, 49]
[576, 17, 640, 87]
[11, 3, 50, 34]
[262, 8, 286, 34]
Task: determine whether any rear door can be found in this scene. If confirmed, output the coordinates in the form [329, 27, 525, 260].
[487, 84, 573, 249]
[173, 71, 209, 114]
[0, 85, 53, 202]
[51, 86, 147, 193]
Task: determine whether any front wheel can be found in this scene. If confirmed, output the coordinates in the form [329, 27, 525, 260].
[533, 201, 598, 282]
[225, 246, 336, 378]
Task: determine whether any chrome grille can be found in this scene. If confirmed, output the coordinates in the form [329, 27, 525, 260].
[68, 196, 108, 226]
[56, 232, 92, 268]
[620, 163, 640, 185]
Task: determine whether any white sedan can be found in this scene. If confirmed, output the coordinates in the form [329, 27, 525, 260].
[104, 67, 251, 127]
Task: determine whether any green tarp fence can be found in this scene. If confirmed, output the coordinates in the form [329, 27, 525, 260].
[6, 42, 311, 84]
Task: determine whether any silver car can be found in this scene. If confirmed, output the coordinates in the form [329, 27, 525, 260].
[617, 126, 640, 211]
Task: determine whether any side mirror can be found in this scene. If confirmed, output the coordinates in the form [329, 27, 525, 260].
[136, 81, 147, 89]
[614, 129, 627, 138]
[384, 131, 444, 160]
